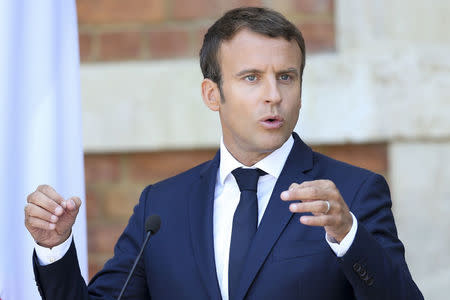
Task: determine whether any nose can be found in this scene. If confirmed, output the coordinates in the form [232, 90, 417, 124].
[264, 77, 282, 104]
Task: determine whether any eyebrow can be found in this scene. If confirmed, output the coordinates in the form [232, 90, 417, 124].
[235, 69, 262, 77]
[282, 68, 300, 76]
[235, 67, 299, 77]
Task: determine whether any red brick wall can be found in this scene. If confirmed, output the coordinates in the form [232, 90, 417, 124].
[85, 143, 387, 278]
[77, 0, 335, 62]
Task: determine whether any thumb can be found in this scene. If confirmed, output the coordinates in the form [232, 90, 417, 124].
[65, 196, 82, 218]
[54, 197, 81, 236]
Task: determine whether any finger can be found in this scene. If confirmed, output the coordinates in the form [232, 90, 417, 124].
[281, 186, 328, 202]
[25, 203, 59, 223]
[35, 185, 65, 206]
[27, 191, 64, 216]
[298, 179, 335, 189]
[289, 200, 330, 215]
[286, 180, 331, 191]
[26, 216, 56, 230]
[300, 215, 337, 227]
[65, 196, 81, 213]
[288, 182, 300, 191]
[280, 183, 300, 200]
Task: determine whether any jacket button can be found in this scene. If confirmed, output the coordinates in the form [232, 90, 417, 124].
[353, 263, 362, 272]
[359, 269, 367, 277]
[362, 274, 370, 281]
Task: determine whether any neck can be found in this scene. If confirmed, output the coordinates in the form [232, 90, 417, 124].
[232, 151, 271, 167]
[223, 142, 274, 167]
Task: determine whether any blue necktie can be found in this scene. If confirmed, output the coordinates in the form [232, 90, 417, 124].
[229, 167, 266, 299]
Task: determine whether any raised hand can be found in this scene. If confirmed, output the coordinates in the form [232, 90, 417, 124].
[24, 185, 81, 248]
[281, 180, 353, 243]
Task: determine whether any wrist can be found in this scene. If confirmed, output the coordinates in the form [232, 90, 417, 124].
[37, 230, 72, 249]
[328, 215, 353, 243]
[35, 233, 73, 266]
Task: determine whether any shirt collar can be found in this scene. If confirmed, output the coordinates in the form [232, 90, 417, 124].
[219, 135, 294, 185]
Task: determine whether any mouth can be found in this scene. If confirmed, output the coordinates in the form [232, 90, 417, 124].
[259, 115, 284, 129]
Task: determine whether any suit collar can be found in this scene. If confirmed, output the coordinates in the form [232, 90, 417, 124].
[287, 132, 313, 172]
[189, 151, 222, 299]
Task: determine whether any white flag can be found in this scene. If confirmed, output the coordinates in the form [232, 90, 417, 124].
[0, 1, 88, 299]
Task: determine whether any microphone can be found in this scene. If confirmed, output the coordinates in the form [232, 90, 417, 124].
[117, 214, 161, 300]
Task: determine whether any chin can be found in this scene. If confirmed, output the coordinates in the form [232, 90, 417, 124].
[258, 135, 289, 152]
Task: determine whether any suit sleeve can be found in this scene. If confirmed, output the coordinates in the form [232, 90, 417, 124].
[33, 239, 89, 300]
[339, 173, 424, 300]
[33, 185, 152, 300]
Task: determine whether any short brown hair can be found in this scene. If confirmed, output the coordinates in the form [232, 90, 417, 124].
[199, 7, 306, 87]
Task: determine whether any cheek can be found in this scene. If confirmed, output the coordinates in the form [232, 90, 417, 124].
[227, 93, 258, 118]
[296, 99, 302, 111]
[280, 85, 300, 101]
[284, 98, 301, 124]
[221, 100, 252, 130]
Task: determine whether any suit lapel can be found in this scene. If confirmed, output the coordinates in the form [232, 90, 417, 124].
[236, 133, 314, 300]
[188, 151, 222, 299]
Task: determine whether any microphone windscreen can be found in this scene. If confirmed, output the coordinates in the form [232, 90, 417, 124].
[145, 215, 161, 234]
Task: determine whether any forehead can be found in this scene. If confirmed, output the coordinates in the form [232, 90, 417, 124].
[218, 29, 302, 72]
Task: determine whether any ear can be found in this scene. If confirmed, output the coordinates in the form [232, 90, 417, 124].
[201, 79, 220, 111]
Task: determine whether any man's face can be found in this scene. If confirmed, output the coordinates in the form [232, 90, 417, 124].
[214, 29, 302, 165]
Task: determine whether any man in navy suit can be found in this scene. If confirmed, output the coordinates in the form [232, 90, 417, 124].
[25, 7, 423, 299]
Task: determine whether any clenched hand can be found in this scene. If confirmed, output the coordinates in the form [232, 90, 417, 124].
[24, 185, 81, 248]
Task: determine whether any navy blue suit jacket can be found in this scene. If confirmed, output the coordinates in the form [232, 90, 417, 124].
[34, 133, 423, 299]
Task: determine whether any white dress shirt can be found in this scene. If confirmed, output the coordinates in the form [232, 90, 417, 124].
[35, 232, 73, 265]
[36, 135, 358, 300]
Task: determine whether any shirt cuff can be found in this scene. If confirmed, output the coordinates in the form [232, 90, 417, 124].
[34, 233, 73, 266]
[326, 212, 358, 257]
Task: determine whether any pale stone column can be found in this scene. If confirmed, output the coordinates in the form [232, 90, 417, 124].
[390, 143, 450, 299]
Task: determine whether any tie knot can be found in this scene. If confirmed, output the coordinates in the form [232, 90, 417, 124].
[231, 167, 266, 192]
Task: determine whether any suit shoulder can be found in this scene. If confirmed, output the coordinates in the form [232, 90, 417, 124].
[137, 158, 216, 212]
[311, 150, 380, 182]
[310, 151, 389, 207]
[149, 159, 214, 189]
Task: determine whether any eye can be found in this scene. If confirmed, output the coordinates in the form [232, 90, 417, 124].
[279, 74, 291, 81]
[244, 74, 257, 82]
